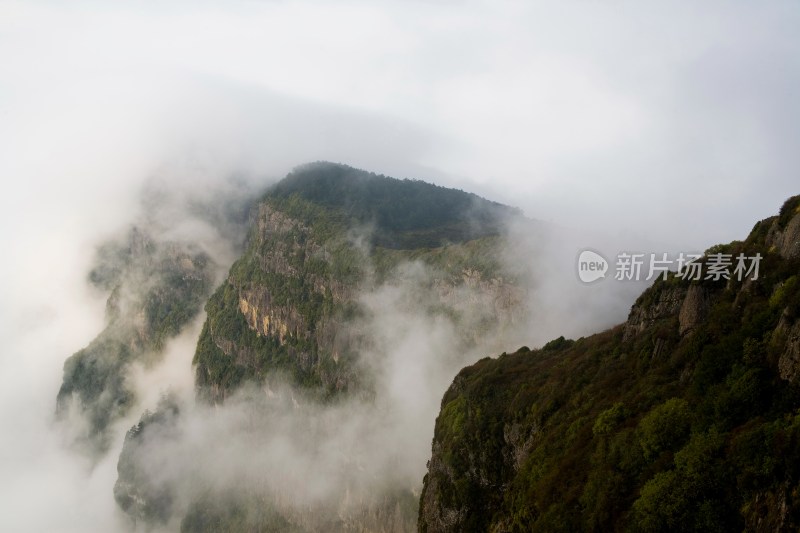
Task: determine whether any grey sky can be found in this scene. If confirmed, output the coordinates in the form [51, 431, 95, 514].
[2, 0, 798, 251]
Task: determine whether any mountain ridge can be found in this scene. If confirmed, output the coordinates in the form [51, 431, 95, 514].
[269, 162, 520, 249]
[114, 162, 530, 531]
[419, 195, 800, 532]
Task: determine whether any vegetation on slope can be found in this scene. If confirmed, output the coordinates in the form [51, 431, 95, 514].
[270, 162, 520, 249]
[193, 163, 521, 403]
[420, 196, 800, 532]
[57, 228, 213, 454]
[139, 163, 526, 531]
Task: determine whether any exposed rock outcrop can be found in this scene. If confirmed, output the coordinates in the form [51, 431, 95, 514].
[623, 284, 686, 341]
[679, 284, 711, 336]
[777, 315, 800, 384]
[766, 196, 800, 259]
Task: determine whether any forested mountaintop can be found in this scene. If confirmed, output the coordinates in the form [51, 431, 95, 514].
[114, 163, 529, 531]
[191, 162, 525, 404]
[269, 162, 520, 249]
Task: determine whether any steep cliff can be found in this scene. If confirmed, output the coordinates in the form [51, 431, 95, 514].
[193, 163, 524, 403]
[420, 195, 800, 532]
[56, 227, 214, 454]
[115, 162, 529, 531]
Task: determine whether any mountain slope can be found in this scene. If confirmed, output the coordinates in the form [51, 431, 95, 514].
[116, 162, 529, 531]
[419, 195, 800, 532]
[56, 227, 214, 454]
[193, 162, 523, 403]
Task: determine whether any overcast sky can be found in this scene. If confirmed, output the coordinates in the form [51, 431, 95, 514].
[0, 3, 798, 530]
[2, 0, 798, 252]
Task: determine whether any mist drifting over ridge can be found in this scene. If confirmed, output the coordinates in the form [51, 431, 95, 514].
[1, 1, 799, 531]
[1, 158, 650, 531]
[105, 164, 655, 530]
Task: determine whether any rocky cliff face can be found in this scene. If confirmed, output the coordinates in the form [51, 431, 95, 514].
[56, 227, 214, 455]
[767, 195, 800, 260]
[115, 163, 528, 531]
[192, 167, 526, 404]
[420, 195, 800, 532]
[193, 201, 369, 402]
